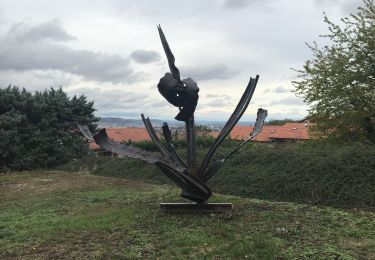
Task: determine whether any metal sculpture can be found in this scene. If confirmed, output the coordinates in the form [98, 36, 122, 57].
[78, 26, 267, 204]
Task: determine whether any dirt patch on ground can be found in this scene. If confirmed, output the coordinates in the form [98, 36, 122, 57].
[8, 229, 135, 259]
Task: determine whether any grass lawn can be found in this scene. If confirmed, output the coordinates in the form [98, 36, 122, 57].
[0, 171, 374, 259]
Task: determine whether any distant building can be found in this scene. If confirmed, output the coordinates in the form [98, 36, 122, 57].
[89, 128, 151, 157]
[89, 122, 313, 156]
[226, 122, 312, 142]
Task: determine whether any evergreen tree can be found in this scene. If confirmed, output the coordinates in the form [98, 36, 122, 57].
[293, 0, 375, 142]
[0, 86, 98, 170]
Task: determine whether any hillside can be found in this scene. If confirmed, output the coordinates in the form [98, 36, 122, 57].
[1, 171, 374, 259]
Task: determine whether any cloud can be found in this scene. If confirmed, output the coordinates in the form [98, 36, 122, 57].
[8, 18, 76, 42]
[180, 64, 239, 81]
[223, 0, 251, 9]
[314, 0, 362, 14]
[222, 0, 274, 10]
[206, 99, 230, 107]
[70, 87, 148, 110]
[0, 19, 144, 84]
[0, 70, 74, 91]
[265, 111, 305, 120]
[200, 97, 233, 108]
[68, 87, 176, 119]
[263, 88, 271, 94]
[270, 97, 306, 106]
[205, 93, 231, 99]
[274, 86, 291, 93]
[130, 49, 160, 64]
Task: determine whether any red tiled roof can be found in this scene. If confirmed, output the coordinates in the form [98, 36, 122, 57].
[88, 123, 312, 150]
[269, 123, 310, 140]
[89, 128, 151, 150]
[229, 125, 283, 142]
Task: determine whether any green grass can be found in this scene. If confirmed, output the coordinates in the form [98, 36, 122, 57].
[1, 171, 374, 259]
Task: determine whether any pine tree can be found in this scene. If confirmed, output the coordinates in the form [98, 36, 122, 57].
[0, 86, 98, 170]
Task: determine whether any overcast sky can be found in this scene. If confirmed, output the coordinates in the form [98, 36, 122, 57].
[0, 0, 363, 121]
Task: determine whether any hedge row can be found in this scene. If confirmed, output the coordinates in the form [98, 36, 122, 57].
[58, 141, 375, 208]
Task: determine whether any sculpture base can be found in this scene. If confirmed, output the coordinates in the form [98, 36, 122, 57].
[160, 203, 233, 213]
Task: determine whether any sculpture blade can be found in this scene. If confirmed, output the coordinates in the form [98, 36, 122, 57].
[249, 108, 268, 139]
[155, 162, 211, 203]
[77, 123, 94, 141]
[158, 25, 181, 81]
[141, 114, 170, 158]
[201, 108, 268, 182]
[198, 75, 259, 179]
[201, 159, 225, 183]
[142, 114, 187, 170]
[162, 122, 187, 167]
[93, 129, 167, 164]
[185, 115, 197, 173]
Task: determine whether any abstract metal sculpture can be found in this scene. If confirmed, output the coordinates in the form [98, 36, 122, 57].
[79, 26, 267, 204]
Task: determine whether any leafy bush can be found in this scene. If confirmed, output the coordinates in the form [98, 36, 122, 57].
[129, 135, 222, 151]
[0, 86, 97, 170]
[211, 141, 375, 208]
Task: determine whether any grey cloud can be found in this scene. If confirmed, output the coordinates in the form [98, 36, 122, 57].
[270, 97, 306, 106]
[266, 112, 305, 120]
[69, 87, 176, 119]
[70, 87, 148, 110]
[206, 93, 231, 99]
[98, 111, 143, 118]
[148, 100, 170, 108]
[181, 64, 239, 81]
[206, 98, 227, 107]
[204, 98, 232, 107]
[263, 86, 292, 94]
[223, 0, 251, 9]
[314, 0, 362, 14]
[222, 0, 274, 9]
[263, 88, 271, 94]
[0, 70, 74, 91]
[130, 49, 160, 64]
[8, 18, 76, 42]
[0, 19, 144, 84]
[274, 86, 291, 93]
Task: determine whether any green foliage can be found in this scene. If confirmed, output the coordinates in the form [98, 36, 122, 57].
[293, 0, 375, 142]
[59, 141, 375, 208]
[265, 119, 299, 125]
[211, 141, 375, 208]
[129, 135, 218, 152]
[0, 86, 98, 170]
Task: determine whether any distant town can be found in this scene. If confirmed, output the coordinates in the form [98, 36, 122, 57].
[98, 117, 255, 131]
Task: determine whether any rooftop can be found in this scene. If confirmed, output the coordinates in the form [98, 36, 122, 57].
[89, 122, 312, 150]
